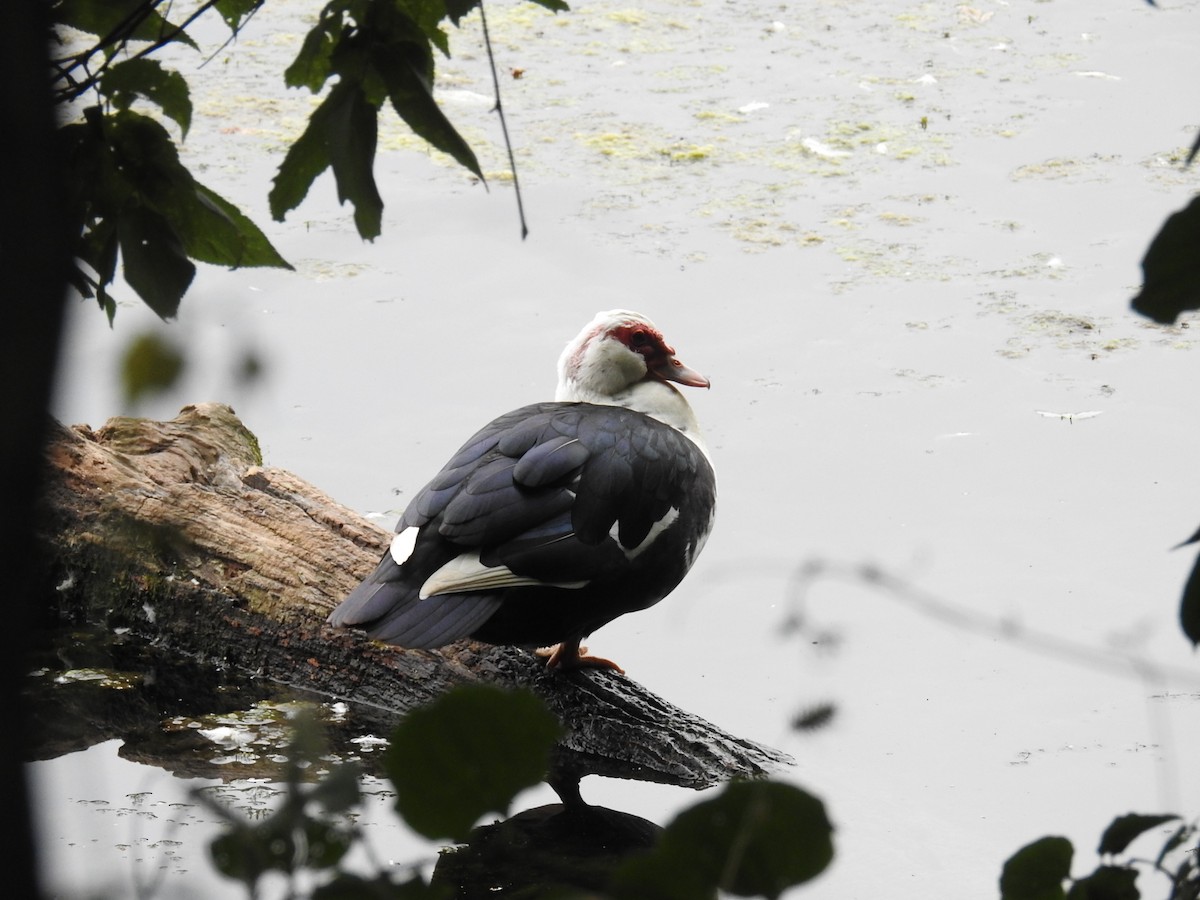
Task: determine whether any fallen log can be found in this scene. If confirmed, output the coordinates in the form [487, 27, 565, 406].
[35, 402, 791, 790]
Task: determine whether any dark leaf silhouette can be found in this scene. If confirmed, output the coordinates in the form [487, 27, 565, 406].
[383, 685, 562, 842]
[612, 780, 834, 900]
[62, 110, 290, 318]
[100, 58, 192, 137]
[1173, 524, 1200, 550]
[51, 0, 200, 50]
[1065, 865, 1139, 900]
[120, 333, 185, 405]
[374, 48, 484, 184]
[1131, 195, 1200, 325]
[1179, 552, 1200, 647]
[1001, 836, 1073, 900]
[791, 702, 836, 732]
[213, 0, 263, 32]
[117, 205, 195, 318]
[1097, 814, 1180, 856]
[270, 81, 384, 240]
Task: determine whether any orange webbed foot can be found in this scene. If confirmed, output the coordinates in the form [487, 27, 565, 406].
[537, 639, 625, 675]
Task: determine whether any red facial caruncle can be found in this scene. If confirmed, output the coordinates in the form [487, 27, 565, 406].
[612, 321, 709, 389]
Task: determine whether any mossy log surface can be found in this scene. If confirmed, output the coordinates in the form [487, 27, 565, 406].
[36, 403, 791, 789]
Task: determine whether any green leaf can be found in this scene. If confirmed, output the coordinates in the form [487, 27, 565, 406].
[59, 114, 120, 219]
[327, 83, 384, 239]
[345, 0, 481, 178]
[269, 80, 383, 239]
[442, 0, 480, 28]
[105, 110, 291, 306]
[269, 105, 333, 221]
[77, 219, 120, 300]
[214, 0, 264, 32]
[121, 332, 185, 404]
[1098, 814, 1180, 856]
[64, 109, 289, 317]
[285, 6, 344, 92]
[1066, 866, 1139, 900]
[382, 685, 562, 842]
[525, 0, 571, 12]
[1131, 195, 1200, 324]
[373, 46, 484, 182]
[118, 205, 195, 318]
[101, 58, 193, 137]
[278, 0, 491, 227]
[105, 107, 191, 190]
[60, 113, 152, 315]
[51, 0, 200, 52]
[104, 110, 289, 270]
[183, 183, 293, 268]
[1180, 552, 1200, 647]
[1001, 836, 1073, 900]
[612, 780, 834, 900]
[396, 0, 453, 56]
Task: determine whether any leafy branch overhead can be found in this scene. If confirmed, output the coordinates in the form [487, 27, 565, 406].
[50, 0, 567, 321]
[274, 0, 479, 239]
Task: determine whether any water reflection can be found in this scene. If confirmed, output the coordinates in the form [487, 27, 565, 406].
[25, 622, 670, 898]
[435, 802, 661, 898]
[26, 623, 324, 778]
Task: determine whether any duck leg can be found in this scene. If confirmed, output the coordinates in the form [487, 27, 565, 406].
[538, 638, 625, 674]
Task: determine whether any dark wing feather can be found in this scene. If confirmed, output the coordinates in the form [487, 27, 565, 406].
[512, 434, 589, 486]
[479, 509, 628, 582]
[614, 428, 679, 547]
[329, 401, 715, 649]
[327, 547, 503, 647]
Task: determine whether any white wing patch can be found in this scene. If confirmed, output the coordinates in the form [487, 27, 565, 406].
[420, 551, 588, 599]
[390, 528, 419, 566]
[611, 507, 680, 560]
[684, 506, 715, 570]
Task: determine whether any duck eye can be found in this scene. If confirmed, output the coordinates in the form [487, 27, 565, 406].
[630, 331, 650, 347]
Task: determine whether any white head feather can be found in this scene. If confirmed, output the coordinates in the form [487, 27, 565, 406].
[556, 310, 711, 459]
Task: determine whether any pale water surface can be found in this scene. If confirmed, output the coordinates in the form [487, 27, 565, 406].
[40, 0, 1200, 896]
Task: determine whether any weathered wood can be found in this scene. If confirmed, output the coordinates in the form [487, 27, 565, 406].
[36, 402, 791, 789]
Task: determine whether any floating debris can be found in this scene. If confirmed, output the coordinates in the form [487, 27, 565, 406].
[799, 137, 851, 159]
[1034, 410, 1104, 423]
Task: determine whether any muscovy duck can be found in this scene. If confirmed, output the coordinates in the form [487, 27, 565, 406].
[328, 309, 716, 671]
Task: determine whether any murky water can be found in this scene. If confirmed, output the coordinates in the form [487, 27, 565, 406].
[40, 0, 1200, 896]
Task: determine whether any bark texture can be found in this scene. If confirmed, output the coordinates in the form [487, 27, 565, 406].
[37, 402, 791, 789]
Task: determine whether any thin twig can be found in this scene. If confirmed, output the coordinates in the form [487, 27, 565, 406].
[770, 555, 1200, 812]
[784, 558, 1200, 687]
[478, 0, 529, 240]
[198, 0, 266, 69]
